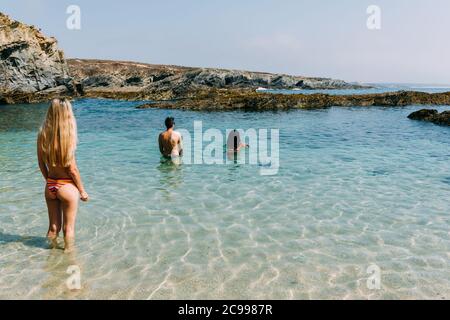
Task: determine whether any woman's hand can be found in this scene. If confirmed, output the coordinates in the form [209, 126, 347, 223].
[80, 191, 89, 202]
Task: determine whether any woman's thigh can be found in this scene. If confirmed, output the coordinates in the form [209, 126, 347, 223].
[44, 186, 62, 226]
[57, 184, 79, 220]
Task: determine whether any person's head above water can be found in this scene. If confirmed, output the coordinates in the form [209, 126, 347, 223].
[165, 117, 175, 130]
[227, 130, 241, 151]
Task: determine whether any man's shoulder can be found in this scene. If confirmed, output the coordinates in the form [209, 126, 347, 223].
[172, 131, 181, 138]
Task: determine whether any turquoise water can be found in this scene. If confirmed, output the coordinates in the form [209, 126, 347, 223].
[0, 99, 449, 299]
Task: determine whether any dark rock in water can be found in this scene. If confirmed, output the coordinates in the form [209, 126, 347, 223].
[2, 12, 450, 113]
[408, 109, 438, 120]
[0, 13, 74, 104]
[433, 111, 450, 125]
[136, 89, 450, 111]
[408, 109, 450, 126]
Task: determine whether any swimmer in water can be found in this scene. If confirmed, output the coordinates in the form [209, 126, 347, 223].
[158, 117, 183, 163]
[227, 129, 249, 152]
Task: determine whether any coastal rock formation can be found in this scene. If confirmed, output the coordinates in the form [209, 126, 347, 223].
[408, 109, 450, 126]
[136, 90, 450, 111]
[67, 59, 368, 101]
[2, 12, 450, 115]
[0, 12, 73, 104]
[0, 12, 400, 106]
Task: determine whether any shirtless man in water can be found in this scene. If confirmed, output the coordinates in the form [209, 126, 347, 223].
[158, 117, 183, 159]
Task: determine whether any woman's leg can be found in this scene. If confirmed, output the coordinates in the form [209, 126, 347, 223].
[45, 187, 62, 247]
[57, 184, 79, 252]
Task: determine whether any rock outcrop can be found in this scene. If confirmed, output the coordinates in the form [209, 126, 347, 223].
[67, 59, 368, 101]
[136, 90, 450, 111]
[408, 109, 450, 126]
[0, 12, 74, 104]
[1, 12, 450, 115]
[0, 12, 367, 104]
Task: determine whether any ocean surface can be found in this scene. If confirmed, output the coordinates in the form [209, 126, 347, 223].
[0, 94, 449, 299]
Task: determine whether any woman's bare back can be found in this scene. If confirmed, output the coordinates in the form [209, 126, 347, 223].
[47, 165, 71, 179]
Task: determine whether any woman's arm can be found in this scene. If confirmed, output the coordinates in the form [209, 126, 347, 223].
[236, 143, 249, 152]
[66, 157, 89, 201]
[178, 134, 183, 156]
[37, 136, 48, 180]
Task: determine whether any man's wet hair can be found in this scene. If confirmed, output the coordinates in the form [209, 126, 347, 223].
[165, 117, 175, 129]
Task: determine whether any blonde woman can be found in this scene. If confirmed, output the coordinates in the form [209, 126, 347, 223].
[37, 98, 89, 251]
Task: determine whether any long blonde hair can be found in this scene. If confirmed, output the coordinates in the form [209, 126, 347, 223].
[38, 98, 78, 167]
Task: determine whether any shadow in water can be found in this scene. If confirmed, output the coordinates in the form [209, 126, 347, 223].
[226, 150, 239, 164]
[0, 232, 88, 298]
[156, 157, 184, 191]
[158, 156, 182, 170]
[0, 232, 48, 249]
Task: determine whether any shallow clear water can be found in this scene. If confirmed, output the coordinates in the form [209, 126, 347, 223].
[0, 99, 449, 299]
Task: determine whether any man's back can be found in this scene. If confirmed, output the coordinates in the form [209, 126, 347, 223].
[159, 130, 181, 158]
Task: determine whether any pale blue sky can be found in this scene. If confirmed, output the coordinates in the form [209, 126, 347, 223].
[1, 0, 450, 83]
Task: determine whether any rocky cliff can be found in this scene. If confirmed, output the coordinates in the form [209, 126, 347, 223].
[0, 12, 74, 104]
[2, 11, 450, 115]
[67, 59, 367, 101]
[0, 12, 369, 104]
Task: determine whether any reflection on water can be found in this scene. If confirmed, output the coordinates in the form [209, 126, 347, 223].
[226, 150, 239, 164]
[156, 157, 184, 192]
[42, 247, 87, 299]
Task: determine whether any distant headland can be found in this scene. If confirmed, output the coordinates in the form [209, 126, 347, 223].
[1, 11, 449, 120]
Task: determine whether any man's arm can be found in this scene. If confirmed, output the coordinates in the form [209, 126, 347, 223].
[158, 133, 164, 155]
